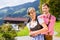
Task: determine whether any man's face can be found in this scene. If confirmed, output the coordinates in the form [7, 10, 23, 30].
[42, 5, 49, 14]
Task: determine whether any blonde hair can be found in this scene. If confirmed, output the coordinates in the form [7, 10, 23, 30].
[27, 7, 35, 15]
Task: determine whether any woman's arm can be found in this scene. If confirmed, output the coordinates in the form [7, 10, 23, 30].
[30, 22, 48, 36]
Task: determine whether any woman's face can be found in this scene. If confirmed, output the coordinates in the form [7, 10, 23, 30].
[42, 5, 49, 14]
[29, 9, 36, 20]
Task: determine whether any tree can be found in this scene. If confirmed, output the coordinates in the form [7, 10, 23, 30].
[49, 0, 60, 20]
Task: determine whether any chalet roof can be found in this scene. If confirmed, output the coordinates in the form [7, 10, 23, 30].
[3, 17, 28, 22]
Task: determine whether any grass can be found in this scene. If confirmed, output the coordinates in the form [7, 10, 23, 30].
[17, 26, 29, 36]
[54, 21, 60, 37]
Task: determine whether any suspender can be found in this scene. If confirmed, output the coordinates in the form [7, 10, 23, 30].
[47, 15, 51, 26]
[47, 15, 51, 34]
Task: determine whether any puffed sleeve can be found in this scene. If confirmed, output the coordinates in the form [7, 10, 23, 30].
[37, 16, 44, 25]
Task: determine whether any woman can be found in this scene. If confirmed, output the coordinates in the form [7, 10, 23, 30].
[27, 7, 48, 40]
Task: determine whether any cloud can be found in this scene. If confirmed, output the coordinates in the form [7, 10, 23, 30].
[0, 0, 36, 9]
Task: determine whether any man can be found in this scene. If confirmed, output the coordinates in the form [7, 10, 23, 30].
[38, 3, 56, 40]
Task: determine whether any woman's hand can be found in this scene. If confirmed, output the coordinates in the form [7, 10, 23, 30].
[29, 31, 38, 37]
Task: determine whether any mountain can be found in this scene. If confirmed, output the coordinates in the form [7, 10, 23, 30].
[0, 0, 40, 25]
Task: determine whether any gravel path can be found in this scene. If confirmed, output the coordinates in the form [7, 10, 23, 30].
[15, 36, 32, 40]
[53, 36, 60, 40]
[15, 36, 60, 40]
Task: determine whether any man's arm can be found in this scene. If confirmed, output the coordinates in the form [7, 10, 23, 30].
[48, 16, 56, 33]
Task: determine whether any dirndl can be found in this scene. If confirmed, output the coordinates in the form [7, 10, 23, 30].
[32, 34, 44, 40]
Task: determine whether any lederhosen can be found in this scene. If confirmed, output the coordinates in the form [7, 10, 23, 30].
[44, 15, 52, 40]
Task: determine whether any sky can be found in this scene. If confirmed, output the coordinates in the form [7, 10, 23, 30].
[0, 0, 36, 9]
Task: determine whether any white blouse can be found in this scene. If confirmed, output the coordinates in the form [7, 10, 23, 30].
[26, 16, 44, 30]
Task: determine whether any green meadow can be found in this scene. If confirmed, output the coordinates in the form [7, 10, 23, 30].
[54, 21, 60, 37]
